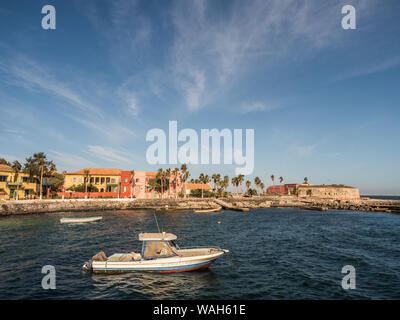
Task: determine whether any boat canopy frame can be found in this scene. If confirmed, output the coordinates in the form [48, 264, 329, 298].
[141, 239, 178, 260]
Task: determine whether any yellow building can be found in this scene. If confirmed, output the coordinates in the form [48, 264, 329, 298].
[0, 164, 37, 200]
[64, 168, 122, 193]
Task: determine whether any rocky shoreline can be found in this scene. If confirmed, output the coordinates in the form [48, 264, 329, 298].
[1, 195, 400, 216]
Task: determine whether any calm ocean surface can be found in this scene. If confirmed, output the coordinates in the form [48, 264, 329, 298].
[0, 208, 399, 299]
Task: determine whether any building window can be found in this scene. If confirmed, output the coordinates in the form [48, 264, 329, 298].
[123, 186, 127, 192]
[90, 178, 94, 183]
[111, 178, 115, 183]
[73, 178, 76, 182]
[101, 177, 105, 184]
[124, 178, 128, 183]
[136, 178, 139, 182]
[106, 177, 110, 184]
[22, 177, 28, 183]
[79, 178, 82, 183]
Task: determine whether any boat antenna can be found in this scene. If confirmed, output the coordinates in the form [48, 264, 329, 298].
[153, 211, 161, 233]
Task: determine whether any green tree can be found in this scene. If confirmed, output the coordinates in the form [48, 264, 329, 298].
[304, 177, 308, 184]
[0, 158, 11, 166]
[130, 170, 135, 199]
[237, 174, 244, 194]
[270, 174, 275, 185]
[279, 176, 283, 184]
[254, 176, 261, 194]
[49, 173, 65, 197]
[246, 180, 251, 193]
[180, 164, 190, 198]
[83, 169, 90, 199]
[23, 152, 56, 200]
[157, 168, 164, 198]
[166, 168, 172, 198]
[172, 168, 180, 198]
[11, 160, 22, 200]
[260, 182, 265, 194]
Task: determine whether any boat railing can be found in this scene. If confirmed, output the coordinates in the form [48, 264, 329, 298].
[178, 246, 223, 251]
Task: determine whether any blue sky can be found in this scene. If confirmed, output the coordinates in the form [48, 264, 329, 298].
[0, 0, 399, 194]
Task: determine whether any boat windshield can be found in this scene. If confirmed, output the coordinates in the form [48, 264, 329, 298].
[141, 240, 178, 260]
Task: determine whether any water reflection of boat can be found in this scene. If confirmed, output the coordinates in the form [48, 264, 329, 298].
[83, 232, 229, 273]
[60, 216, 102, 224]
[194, 206, 222, 213]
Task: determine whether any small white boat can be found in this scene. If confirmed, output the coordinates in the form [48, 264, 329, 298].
[83, 232, 229, 273]
[60, 216, 102, 224]
[194, 206, 222, 213]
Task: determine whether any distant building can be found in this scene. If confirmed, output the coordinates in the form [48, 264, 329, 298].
[0, 164, 37, 200]
[184, 183, 212, 195]
[267, 183, 298, 195]
[62, 168, 182, 199]
[64, 168, 122, 193]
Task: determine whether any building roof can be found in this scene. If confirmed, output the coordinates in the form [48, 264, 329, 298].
[138, 232, 177, 241]
[185, 183, 212, 190]
[66, 168, 122, 176]
[0, 164, 12, 171]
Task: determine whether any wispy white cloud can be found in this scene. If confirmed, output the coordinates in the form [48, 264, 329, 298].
[50, 150, 97, 171]
[169, 0, 361, 111]
[240, 102, 280, 114]
[85, 145, 132, 164]
[0, 55, 100, 114]
[289, 144, 317, 159]
[118, 88, 140, 117]
[334, 56, 400, 81]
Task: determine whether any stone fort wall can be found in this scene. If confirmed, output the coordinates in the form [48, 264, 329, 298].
[297, 186, 360, 200]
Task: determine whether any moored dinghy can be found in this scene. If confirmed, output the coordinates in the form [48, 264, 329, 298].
[83, 232, 229, 273]
[60, 216, 102, 224]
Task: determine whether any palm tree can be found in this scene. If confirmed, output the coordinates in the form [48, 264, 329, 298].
[237, 174, 244, 194]
[172, 168, 180, 198]
[304, 177, 308, 184]
[157, 168, 164, 198]
[254, 176, 261, 194]
[11, 160, 22, 200]
[270, 174, 275, 185]
[222, 176, 229, 193]
[231, 177, 237, 194]
[23, 152, 56, 200]
[166, 168, 172, 198]
[130, 170, 135, 199]
[83, 169, 90, 199]
[279, 176, 283, 184]
[62, 170, 66, 200]
[246, 180, 251, 194]
[199, 174, 210, 198]
[180, 164, 190, 198]
[260, 182, 265, 195]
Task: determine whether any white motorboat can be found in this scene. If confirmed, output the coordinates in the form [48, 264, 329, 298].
[83, 232, 229, 273]
[60, 216, 102, 224]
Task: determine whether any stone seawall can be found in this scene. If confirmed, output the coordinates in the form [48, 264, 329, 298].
[1, 196, 399, 216]
[0, 198, 220, 216]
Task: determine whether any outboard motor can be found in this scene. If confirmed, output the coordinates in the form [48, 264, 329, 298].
[82, 259, 93, 272]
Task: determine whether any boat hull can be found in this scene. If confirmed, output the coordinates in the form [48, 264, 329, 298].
[90, 249, 226, 274]
[60, 216, 102, 224]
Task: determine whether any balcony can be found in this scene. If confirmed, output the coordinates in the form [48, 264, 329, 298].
[6, 182, 23, 188]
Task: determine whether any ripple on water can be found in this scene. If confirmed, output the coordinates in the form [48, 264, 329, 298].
[0, 208, 399, 299]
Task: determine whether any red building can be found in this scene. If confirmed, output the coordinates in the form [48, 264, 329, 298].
[267, 184, 298, 195]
